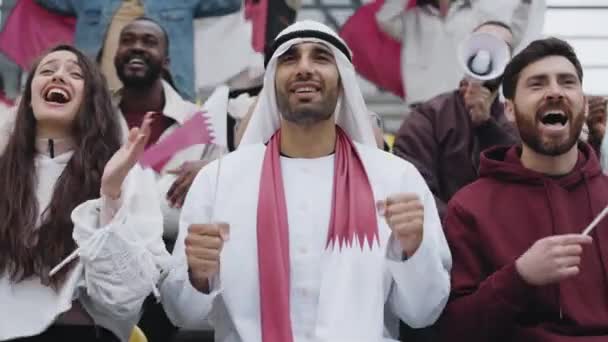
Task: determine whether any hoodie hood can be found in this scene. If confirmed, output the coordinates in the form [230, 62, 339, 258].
[479, 142, 602, 189]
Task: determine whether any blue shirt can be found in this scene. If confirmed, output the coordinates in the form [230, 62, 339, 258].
[36, 0, 241, 100]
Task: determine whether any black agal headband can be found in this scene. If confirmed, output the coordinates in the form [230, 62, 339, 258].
[264, 29, 352, 68]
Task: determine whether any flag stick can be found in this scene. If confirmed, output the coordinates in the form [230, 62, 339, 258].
[582, 204, 608, 236]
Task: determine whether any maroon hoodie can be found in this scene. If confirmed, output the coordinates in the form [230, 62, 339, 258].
[439, 143, 608, 341]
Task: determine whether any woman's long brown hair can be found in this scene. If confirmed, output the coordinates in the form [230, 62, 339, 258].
[0, 45, 122, 287]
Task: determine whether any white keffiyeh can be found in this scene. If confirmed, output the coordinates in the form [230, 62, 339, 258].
[239, 20, 376, 147]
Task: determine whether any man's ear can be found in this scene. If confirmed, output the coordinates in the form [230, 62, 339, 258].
[504, 98, 516, 123]
[584, 94, 589, 117]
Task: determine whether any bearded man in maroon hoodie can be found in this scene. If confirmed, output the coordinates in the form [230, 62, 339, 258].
[439, 37, 608, 341]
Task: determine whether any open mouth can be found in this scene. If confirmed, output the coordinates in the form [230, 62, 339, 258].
[290, 82, 321, 101]
[540, 110, 569, 127]
[293, 86, 319, 94]
[127, 57, 147, 67]
[44, 87, 71, 104]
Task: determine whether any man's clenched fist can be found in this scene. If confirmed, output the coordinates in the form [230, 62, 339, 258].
[185, 223, 230, 293]
[379, 193, 424, 258]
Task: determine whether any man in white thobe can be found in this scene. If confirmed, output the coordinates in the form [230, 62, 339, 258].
[160, 20, 451, 342]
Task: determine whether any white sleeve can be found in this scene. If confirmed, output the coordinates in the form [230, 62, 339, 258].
[376, 0, 409, 41]
[71, 165, 170, 320]
[470, 0, 533, 50]
[157, 144, 226, 240]
[509, 0, 533, 48]
[386, 168, 452, 328]
[471, 0, 501, 21]
[160, 160, 221, 329]
[156, 172, 179, 236]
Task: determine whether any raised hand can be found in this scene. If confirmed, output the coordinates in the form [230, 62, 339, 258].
[439, 0, 450, 18]
[586, 96, 607, 144]
[101, 112, 155, 198]
[463, 81, 493, 127]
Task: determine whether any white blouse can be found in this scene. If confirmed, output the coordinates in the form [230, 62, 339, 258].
[0, 151, 170, 341]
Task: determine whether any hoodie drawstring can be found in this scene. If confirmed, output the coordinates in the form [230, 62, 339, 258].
[47, 139, 54, 158]
[582, 174, 608, 312]
[542, 179, 563, 320]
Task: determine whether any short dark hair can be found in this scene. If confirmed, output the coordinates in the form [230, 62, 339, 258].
[502, 37, 583, 100]
[129, 16, 170, 56]
[474, 20, 512, 34]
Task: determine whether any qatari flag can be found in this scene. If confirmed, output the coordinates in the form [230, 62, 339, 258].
[339, 0, 417, 99]
[245, 0, 298, 54]
[0, 0, 76, 70]
[138, 85, 228, 172]
[139, 112, 215, 173]
[244, 0, 268, 53]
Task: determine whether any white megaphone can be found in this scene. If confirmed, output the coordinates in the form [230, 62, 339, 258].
[458, 32, 511, 81]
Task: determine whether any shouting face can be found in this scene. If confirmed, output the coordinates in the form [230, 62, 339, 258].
[30, 49, 85, 136]
[507, 55, 585, 156]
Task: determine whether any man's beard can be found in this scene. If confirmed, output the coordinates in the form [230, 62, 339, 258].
[277, 90, 338, 126]
[281, 106, 334, 125]
[115, 56, 163, 89]
[514, 100, 585, 156]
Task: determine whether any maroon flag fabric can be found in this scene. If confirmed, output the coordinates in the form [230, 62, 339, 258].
[340, 0, 417, 99]
[244, 0, 268, 53]
[0, 0, 76, 70]
[139, 112, 215, 173]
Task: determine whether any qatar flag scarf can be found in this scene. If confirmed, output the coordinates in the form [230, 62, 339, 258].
[256, 126, 378, 342]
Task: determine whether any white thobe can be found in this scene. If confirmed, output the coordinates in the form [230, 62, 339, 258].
[161, 142, 452, 342]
